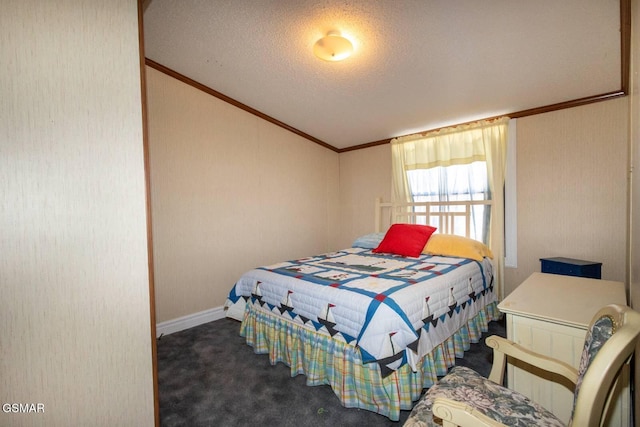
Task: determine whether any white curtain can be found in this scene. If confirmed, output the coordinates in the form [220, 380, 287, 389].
[391, 117, 509, 299]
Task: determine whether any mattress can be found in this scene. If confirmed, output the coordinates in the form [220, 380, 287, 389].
[225, 247, 495, 376]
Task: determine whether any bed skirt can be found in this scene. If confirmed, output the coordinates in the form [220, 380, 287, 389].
[239, 301, 500, 421]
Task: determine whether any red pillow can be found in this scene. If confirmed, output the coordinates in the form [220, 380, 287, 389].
[372, 224, 437, 257]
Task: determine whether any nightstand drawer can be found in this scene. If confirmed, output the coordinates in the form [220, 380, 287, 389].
[540, 257, 602, 279]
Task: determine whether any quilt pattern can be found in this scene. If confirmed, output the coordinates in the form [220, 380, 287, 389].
[225, 247, 494, 376]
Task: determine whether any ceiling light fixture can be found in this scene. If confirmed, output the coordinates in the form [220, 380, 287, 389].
[313, 31, 353, 62]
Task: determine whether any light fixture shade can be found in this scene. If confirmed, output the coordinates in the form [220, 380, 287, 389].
[313, 31, 353, 62]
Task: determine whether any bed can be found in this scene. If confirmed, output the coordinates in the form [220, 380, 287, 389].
[224, 204, 499, 421]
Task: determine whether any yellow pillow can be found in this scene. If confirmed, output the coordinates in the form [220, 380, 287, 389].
[423, 234, 493, 261]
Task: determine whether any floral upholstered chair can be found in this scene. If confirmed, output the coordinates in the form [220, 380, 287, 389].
[403, 304, 640, 427]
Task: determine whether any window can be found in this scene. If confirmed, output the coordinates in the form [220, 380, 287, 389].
[391, 117, 513, 298]
[406, 161, 491, 244]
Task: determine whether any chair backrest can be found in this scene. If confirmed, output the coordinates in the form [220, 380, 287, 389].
[569, 304, 640, 427]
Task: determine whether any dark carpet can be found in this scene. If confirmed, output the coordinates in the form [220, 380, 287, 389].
[157, 316, 505, 427]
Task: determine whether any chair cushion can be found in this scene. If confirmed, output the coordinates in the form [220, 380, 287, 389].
[570, 315, 614, 424]
[404, 366, 565, 427]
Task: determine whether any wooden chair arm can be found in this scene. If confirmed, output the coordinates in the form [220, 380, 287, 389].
[432, 397, 506, 427]
[485, 335, 579, 385]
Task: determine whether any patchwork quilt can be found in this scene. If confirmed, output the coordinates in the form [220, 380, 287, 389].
[225, 247, 494, 376]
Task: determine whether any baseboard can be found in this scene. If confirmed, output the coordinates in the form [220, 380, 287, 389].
[156, 306, 226, 337]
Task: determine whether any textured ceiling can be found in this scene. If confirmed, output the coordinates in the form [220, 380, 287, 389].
[143, 0, 622, 150]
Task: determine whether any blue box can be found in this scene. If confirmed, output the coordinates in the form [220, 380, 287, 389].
[540, 257, 602, 279]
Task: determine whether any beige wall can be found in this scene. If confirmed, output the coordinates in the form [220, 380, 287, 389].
[631, 0, 640, 312]
[504, 98, 629, 295]
[338, 99, 629, 297]
[337, 144, 392, 248]
[629, 0, 639, 422]
[1, 2, 155, 426]
[146, 67, 340, 323]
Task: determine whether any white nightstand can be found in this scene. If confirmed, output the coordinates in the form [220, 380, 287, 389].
[498, 272, 629, 426]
